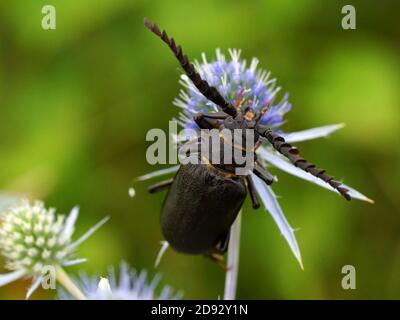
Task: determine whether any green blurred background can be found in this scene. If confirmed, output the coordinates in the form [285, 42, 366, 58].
[0, 0, 399, 299]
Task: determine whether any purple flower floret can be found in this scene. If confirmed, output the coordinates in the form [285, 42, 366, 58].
[174, 49, 291, 130]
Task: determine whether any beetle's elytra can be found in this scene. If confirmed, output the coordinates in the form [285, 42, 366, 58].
[161, 163, 247, 255]
[143, 18, 351, 260]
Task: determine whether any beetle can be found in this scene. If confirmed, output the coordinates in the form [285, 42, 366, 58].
[143, 18, 351, 264]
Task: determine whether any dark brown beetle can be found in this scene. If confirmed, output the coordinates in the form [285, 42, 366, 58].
[144, 18, 350, 262]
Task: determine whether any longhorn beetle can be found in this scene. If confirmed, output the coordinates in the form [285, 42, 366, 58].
[143, 18, 351, 266]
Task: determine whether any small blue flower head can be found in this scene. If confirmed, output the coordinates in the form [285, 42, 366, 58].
[174, 49, 291, 130]
[58, 262, 182, 300]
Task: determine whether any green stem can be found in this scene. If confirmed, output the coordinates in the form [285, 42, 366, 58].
[55, 264, 87, 300]
[224, 211, 242, 300]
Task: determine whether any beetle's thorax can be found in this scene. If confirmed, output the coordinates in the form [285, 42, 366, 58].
[222, 111, 261, 146]
[223, 112, 256, 129]
[197, 112, 258, 175]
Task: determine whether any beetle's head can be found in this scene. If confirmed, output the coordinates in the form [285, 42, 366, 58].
[224, 96, 270, 127]
[224, 103, 268, 128]
[222, 102, 271, 150]
[222, 110, 258, 150]
[223, 111, 252, 130]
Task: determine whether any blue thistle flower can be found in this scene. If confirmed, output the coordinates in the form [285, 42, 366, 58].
[174, 49, 290, 130]
[58, 262, 182, 300]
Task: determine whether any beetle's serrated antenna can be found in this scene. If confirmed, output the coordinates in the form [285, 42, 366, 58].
[144, 18, 237, 117]
[259, 127, 351, 201]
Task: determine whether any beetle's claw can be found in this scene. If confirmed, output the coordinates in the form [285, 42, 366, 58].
[207, 253, 229, 272]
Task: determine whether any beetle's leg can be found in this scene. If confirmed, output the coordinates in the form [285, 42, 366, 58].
[253, 162, 274, 185]
[246, 175, 260, 209]
[215, 229, 230, 253]
[206, 253, 228, 272]
[258, 126, 351, 200]
[198, 112, 229, 119]
[194, 112, 228, 129]
[148, 178, 174, 193]
[206, 230, 231, 271]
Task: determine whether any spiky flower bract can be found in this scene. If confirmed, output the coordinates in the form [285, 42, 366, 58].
[0, 199, 109, 298]
[58, 262, 182, 300]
